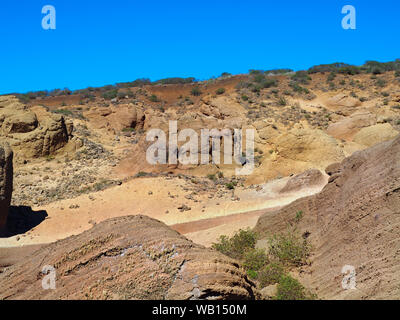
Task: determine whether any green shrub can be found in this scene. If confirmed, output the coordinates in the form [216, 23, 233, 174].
[262, 78, 278, 88]
[191, 86, 202, 96]
[207, 174, 216, 181]
[154, 77, 195, 85]
[53, 109, 73, 116]
[289, 82, 309, 94]
[212, 228, 258, 260]
[149, 94, 159, 102]
[376, 79, 386, 87]
[135, 171, 149, 177]
[216, 88, 226, 95]
[295, 210, 303, 222]
[242, 248, 268, 272]
[291, 71, 311, 84]
[278, 97, 287, 106]
[274, 275, 316, 300]
[102, 89, 118, 100]
[268, 229, 310, 266]
[247, 270, 258, 280]
[258, 262, 285, 287]
[327, 72, 336, 82]
[225, 182, 236, 190]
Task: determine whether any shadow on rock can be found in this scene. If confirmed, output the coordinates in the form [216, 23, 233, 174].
[0, 206, 48, 238]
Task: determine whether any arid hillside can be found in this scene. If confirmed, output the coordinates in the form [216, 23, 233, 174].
[1, 61, 400, 300]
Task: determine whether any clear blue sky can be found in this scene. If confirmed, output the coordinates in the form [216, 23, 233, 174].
[1, 0, 399, 94]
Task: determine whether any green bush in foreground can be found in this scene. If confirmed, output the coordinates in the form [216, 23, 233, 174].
[212, 228, 257, 260]
[258, 262, 285, 287]
[242, 248, 268, 272]
[268, 229, 310, 267]
[274, 274, 316, 300]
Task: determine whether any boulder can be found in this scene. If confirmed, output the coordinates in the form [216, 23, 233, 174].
[280, 169, 325, 193]
[0, 96, 73, 159]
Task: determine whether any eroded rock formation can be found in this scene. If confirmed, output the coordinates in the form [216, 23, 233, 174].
[0, 141, 13, 228]
[0, 215, 259, 300]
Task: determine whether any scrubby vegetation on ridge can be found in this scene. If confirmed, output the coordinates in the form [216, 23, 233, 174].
[212, 212, 316, 300]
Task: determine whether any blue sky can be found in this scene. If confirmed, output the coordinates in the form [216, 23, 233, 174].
[0, 0, 399, 94]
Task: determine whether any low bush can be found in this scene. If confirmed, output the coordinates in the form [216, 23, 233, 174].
[242, 248, 268, 272]
[274, 274, 316, 300]
[268, 229, 310, 266]
[258, 262, 285, 287]
[212, 228, 258, 260]
[216, 88, 226, 95]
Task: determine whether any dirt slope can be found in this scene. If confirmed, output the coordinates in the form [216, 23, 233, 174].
[0, 215, 258, 300]
[254, 135, 400, 299]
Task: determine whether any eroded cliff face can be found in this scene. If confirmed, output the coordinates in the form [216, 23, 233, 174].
[0, 215, 259, 300]
[0, 141, 13, 228]
[255, 135, 400, 299]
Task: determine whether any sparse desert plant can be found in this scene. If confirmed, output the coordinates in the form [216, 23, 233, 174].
[212, 228, 258, 260]
[291, 71, 311, 84]
[274, 274, 316, 300]
[102, 89, 118, 100]
[191, 86, 202, 96]
[327, 72, 336, 82]
[242, 248, 269, 272]
[53, 109, 73, 116]
[268, 228, 310, 266]
[376, 78, 386, 87]
[216, 88, 226, 95]
[258, 262, 285, 287]
[225, 182, 236, 190]
[149, 94, 159, 102]
[278, 97, 287, 106]
[295, 210, 303, 222]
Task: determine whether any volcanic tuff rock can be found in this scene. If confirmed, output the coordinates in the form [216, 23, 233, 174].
[0, 215, 259, 300]
[0, 96, 76, 159]
[0, 141, 13, 228]
[280, 169, 325, 193]
[254, 134, 400, 299]
[352, 123, 399, 147]
[83, 103, 145, 133]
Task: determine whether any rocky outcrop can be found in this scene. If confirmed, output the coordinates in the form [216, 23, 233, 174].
[0, 141, 13, 228]
[325, 93, 361, 115]
[0, 96, 74, 159]
[0, 215, 258, 300]
[352, 123, 399, 147]
[280, 169, 325, 193]
[255, 134, 400, 299]
[83, 103, 145, 133]
[326, 110, 376, 141]
[274, 127, 344, 166]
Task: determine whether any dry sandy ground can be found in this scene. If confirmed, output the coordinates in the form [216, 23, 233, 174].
[0, 174, 326, 248]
